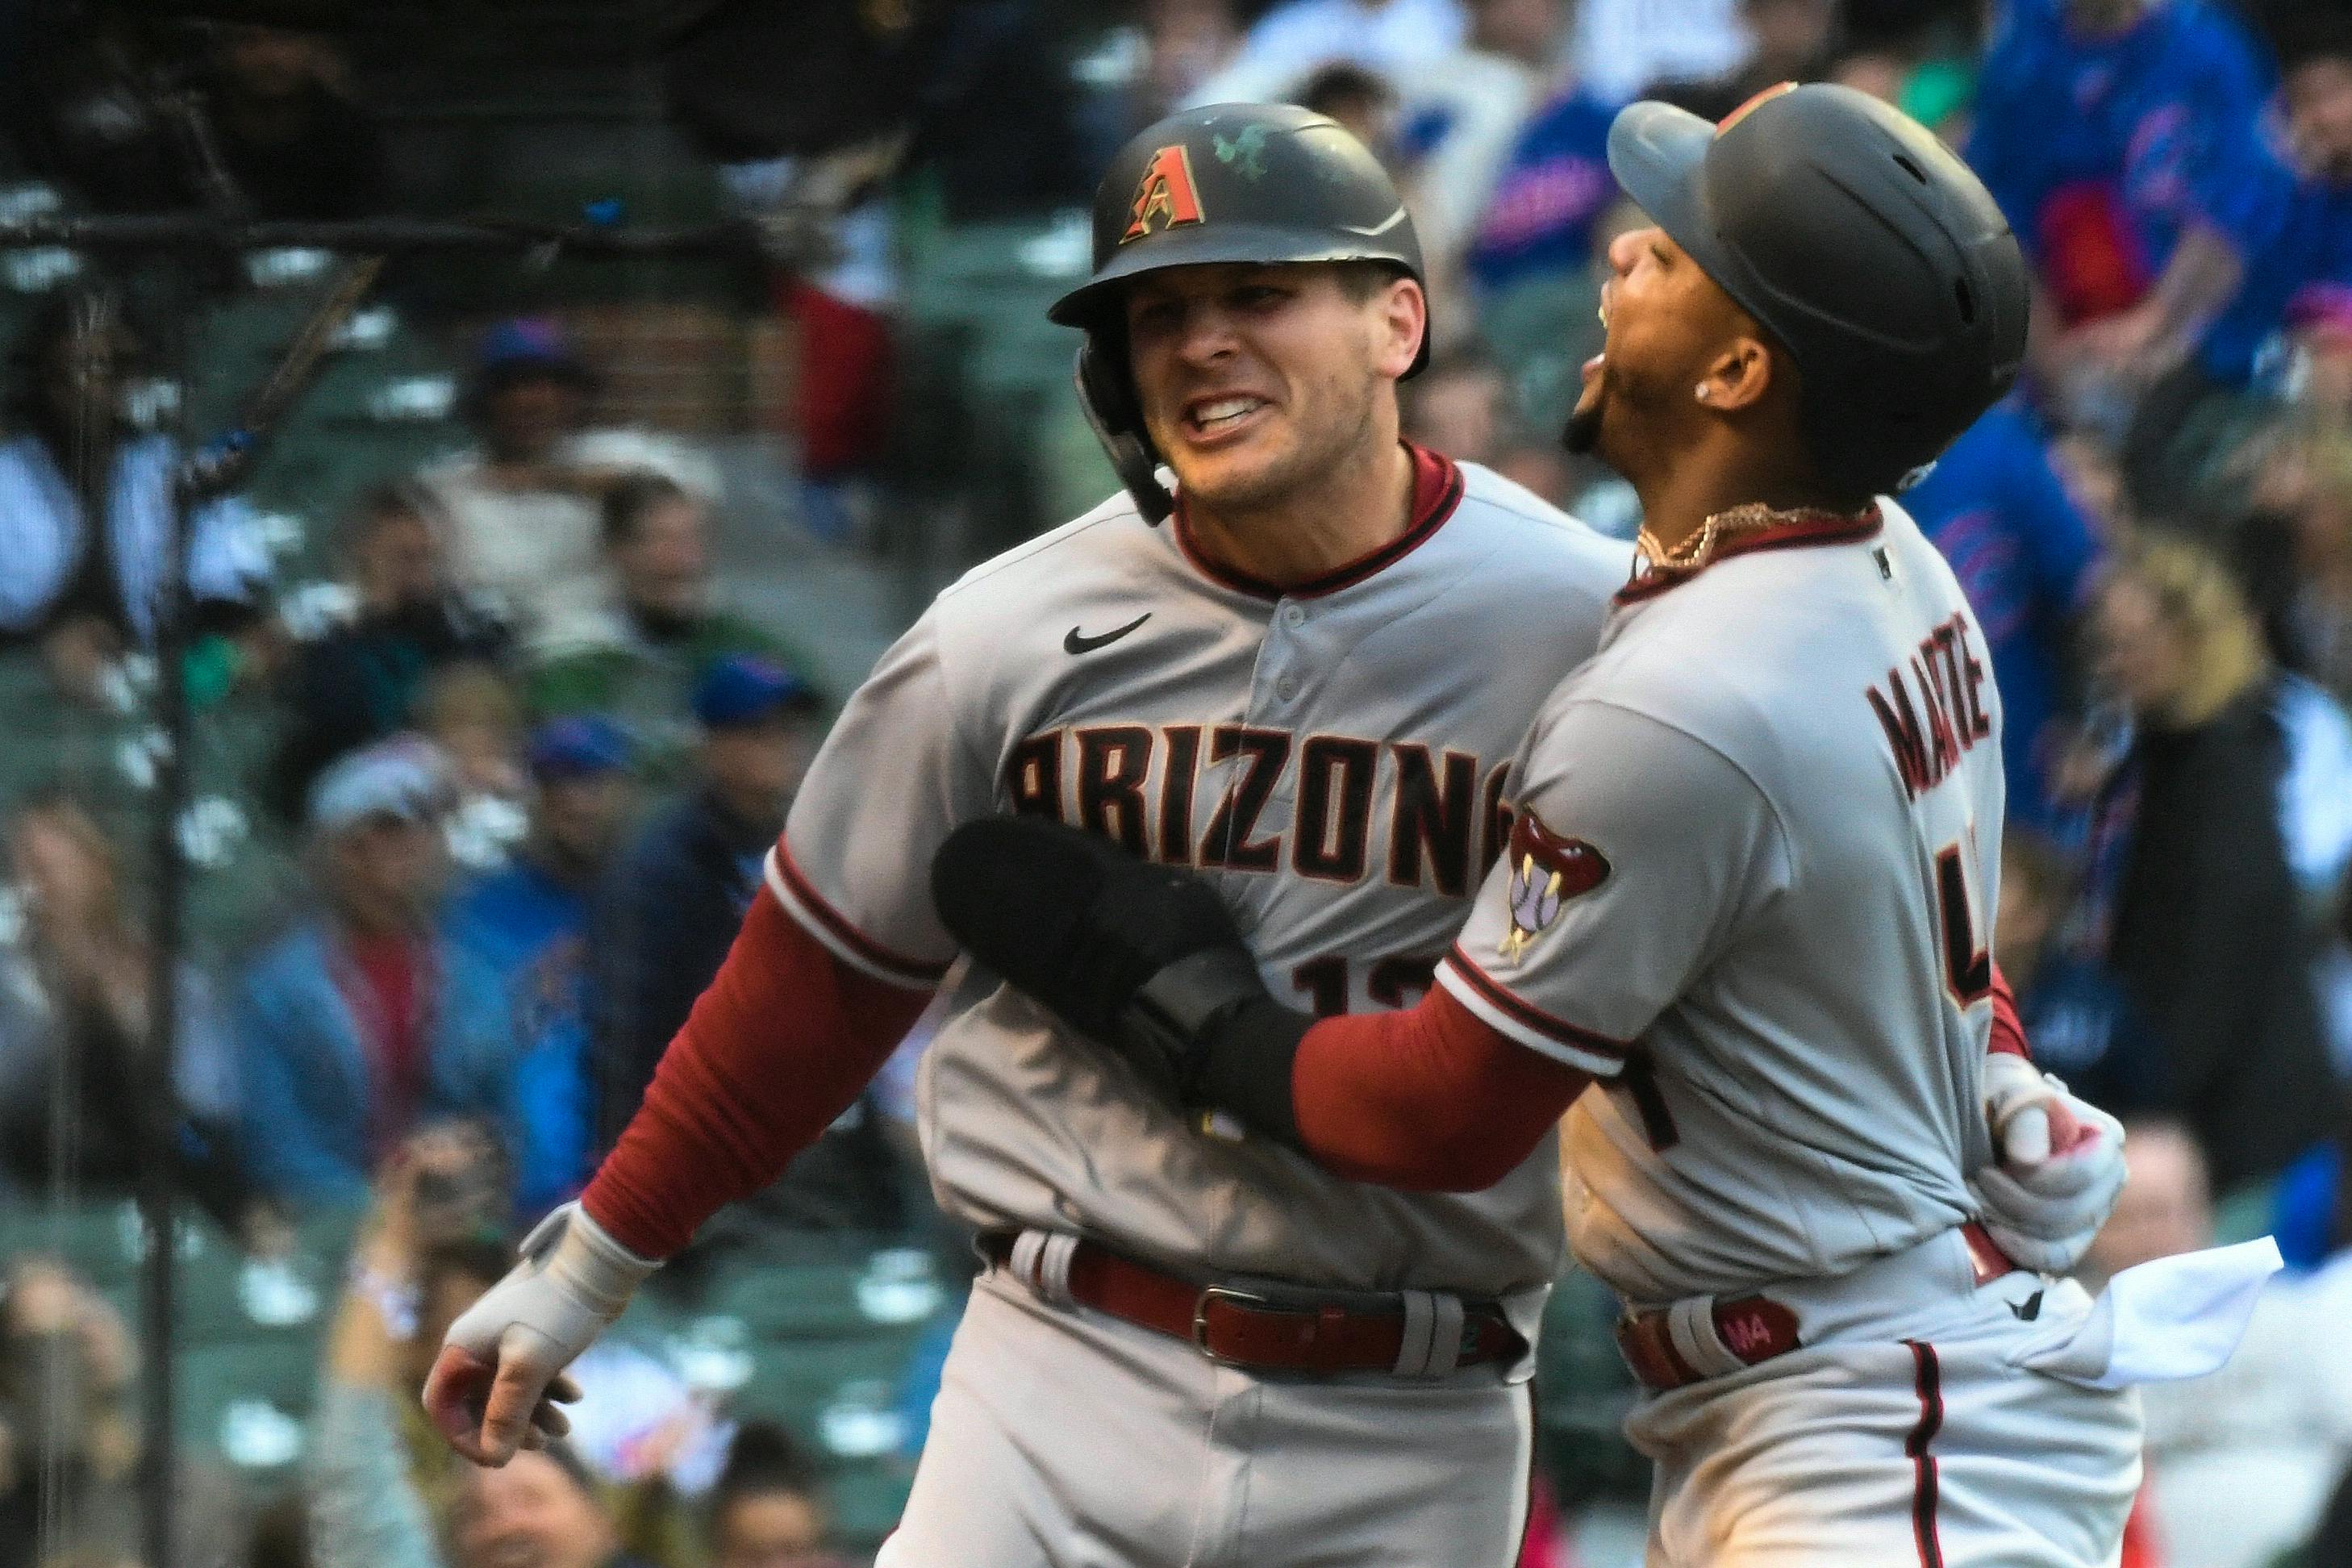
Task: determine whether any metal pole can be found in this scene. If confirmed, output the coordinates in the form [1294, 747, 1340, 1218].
[140, 279, 198, 1568]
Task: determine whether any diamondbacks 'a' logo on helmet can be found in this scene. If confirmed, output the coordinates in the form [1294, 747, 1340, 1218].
[1120, 144, 1206, 244]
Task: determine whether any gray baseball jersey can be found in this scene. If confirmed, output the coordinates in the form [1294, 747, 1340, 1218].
[774, 448, 1626, 1301]
[1436, 500, 2006, 1306]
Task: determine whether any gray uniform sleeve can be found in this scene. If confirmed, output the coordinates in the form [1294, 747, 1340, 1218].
[771, 609, 993, 989]
[1434, 699, 1790, 1074]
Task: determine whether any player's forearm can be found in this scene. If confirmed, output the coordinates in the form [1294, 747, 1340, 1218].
[1291, 990, 1591, 1190]
[580, 889, 932, 1258]
[1191, 987, 1587, 1192]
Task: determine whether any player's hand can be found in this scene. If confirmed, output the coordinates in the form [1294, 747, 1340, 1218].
[931, 816, 1266, 1103]
[1970, 1054, 2127, 1275]
[419, 1201, 657, 1466]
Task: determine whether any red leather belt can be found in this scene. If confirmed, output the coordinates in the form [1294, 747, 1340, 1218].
[1614, 1221, 2022, 1393]
[982, 1232, 1524, 1376]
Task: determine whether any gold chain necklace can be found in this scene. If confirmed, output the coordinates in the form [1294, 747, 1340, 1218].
[1635, 501, 1873, 578]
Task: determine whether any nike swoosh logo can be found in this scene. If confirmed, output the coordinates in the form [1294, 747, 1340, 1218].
[1065, 612, 1152, 654]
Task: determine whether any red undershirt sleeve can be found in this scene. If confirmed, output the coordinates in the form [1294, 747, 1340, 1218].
[1288, 986, 1592, 1193]
[580, 889, 935, 1259]
[1988, 961, 2029, 1060]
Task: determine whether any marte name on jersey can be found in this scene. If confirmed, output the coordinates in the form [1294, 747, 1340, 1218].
[1005, 723, 1517, 895]
[1863, 610, 1995, 801]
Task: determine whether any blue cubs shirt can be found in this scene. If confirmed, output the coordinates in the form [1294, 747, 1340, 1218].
[1967, 0, 2271, 279]
[1902, 401, 2101, 833]
[2195, 128, 2352, 383]
[1466, 88, 1620, 294]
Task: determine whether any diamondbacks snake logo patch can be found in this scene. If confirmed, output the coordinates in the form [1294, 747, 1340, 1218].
[1499, 811, 1610, 962]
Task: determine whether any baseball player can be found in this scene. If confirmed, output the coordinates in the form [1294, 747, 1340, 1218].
[920, 87, 2254, 1566]
[424, 102, 2128, 1565]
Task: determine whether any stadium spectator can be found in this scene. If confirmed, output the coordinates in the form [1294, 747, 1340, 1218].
[1569, 0, 1745, 102]
[203, 24, 389, 221]
[416, 665, 532, 872]
[590, 656, 904, 1249]
[1187, 0, 1466, 107]
[2163, 19, 2352, 397]
[1132, 0, 1244, 128]
[2242, 410, 2352, 709]
[1966, 0, 2271, 389]
[451, 1445, 658, 1568]
[2282, 284, 2352, 419]
[2086, 1120, 2352, 1567]
[1401, 343, 1510, 465]
[310, 1126, 537, 1568]
[414, 318, 716, 653]
[235, 739, 521, 1207]
[446, 717, 636, 1215]
[706, 1423, 849, 1568]
[1394, 0, 1567, 278]
[1903, 398, 2104, 832]
[271, 482, 512, 823]
[1295, 61, 1399, 161]
[1644, 0, 1838, 119]
[2087, 538, 2335, 1195]
[0, 789, 250, 1228]
[0, 1257, 250, 1568]
[1462, 80, 1619, 298]
[0, 287, 268, 703]
[527, 474, 814, 782]
[2102, 14, 2352, 495]
[1995, 828, 2166, 1119]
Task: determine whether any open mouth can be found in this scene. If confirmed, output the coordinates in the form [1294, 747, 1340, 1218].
[1182, 394, 1271, 444]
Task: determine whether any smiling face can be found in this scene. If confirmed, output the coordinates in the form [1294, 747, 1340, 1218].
[1122, 261, 1423, 517]
[1564, 225, 1767, 479]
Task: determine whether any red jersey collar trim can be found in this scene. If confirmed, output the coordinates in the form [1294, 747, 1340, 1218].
[1613, 505, 1883, 605]
[1172, 443, 1466, 602]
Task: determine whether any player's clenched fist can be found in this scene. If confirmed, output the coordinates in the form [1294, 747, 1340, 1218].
[421, 1200, 657, 1466]
[1972, 1053, 2128, 1274]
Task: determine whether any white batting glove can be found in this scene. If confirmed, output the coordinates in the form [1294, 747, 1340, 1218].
[419, 1201, 658, 1466]
[1970, 1053, 2128, 1275]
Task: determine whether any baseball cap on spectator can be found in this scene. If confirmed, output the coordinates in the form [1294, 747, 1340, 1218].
[2287, 282, 2352, 348]
[526, 715, 633, 782]
[307, 736, 452, 834]
[692, 655, 820, 730]
[468, 315, 597, 404]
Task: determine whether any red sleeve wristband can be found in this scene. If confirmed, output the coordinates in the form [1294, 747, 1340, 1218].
[581, 888, 935, 1258]
[1289, 987, 1591, 1192]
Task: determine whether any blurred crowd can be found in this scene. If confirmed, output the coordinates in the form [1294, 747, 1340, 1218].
[0, 0, 2350, 1565]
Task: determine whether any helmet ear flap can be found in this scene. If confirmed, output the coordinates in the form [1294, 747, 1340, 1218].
[1075, 338, 1174, 524]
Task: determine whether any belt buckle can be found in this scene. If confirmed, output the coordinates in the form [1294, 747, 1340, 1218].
[1191, 1282, 1323, 1368]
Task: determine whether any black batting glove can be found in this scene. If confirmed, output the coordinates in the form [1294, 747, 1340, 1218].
[930, 817, 1308, 1138]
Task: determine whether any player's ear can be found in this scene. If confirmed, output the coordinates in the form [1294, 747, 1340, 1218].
[1699, 336, 1774, 414]
[1373, 275, 1427, 381]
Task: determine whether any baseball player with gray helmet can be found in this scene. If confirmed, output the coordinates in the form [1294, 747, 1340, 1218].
[925, 85, 2278, 1565]
[423, 98, 2141, 1566]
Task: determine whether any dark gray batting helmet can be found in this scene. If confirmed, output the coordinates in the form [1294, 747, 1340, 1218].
[1607, 82, 2029, 495]
[1054, 102, 1429, 521]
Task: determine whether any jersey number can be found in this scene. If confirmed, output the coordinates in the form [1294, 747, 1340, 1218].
[1934, 841, 1991, 1006]
[1290, 953, 1441, 1016]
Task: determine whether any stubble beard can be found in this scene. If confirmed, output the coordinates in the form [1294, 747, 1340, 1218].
[1172, 372, 1382, 517]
